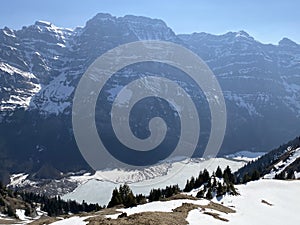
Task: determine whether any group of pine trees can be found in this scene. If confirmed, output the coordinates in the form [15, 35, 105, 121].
[183, 166, 237, 200]
[274, 170, 296, 180]
[148, 185, 180, 202]
[107, 184, 142, 208]
[108, 184, 181, 208]
[240, 169, 261, 183]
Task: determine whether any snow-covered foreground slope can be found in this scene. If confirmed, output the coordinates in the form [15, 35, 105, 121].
[5, 179, 299, 224]
[105, 180, 300, 225]
[188, 179, 300, 225]
[49, 216, 91, 225]
[117, 199, 210, 217]
[63, 158, 245, 205]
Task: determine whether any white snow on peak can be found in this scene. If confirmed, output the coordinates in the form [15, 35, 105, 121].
[2, 28, 16, 38]
[35, 20, 52, 26]
[235, 31, 250, 39]
[33, 20, 74, 43]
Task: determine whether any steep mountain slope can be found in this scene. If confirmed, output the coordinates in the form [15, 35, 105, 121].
[235, 136, 300, 181]
[179, 32, 300, 152]
[0, 13, 300, 176]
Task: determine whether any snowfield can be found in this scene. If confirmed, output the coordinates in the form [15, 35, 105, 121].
[225, 150, 266, 162]
[119, 199, 209, 216]
[63, 158, 245, 205]
[49, 216, 91, 225]
[187, 179, 300, 225]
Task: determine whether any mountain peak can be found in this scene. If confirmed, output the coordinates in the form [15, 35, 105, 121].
[122, 15, 167, 26]
[34, 20, 53, 27]
[222, 30, 254, 41]
[86, 13, 116, 25]
[279, 37, 298, 47]
[235, 30, 251, 38]
[83, 13, 176, 41]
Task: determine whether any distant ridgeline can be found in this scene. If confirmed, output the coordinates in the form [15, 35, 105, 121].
[235, 136, 300, 183]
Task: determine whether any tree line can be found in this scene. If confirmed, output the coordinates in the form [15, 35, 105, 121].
[183, 166, 237, 199]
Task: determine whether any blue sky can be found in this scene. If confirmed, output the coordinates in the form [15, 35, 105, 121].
[1, 0, 299, 44]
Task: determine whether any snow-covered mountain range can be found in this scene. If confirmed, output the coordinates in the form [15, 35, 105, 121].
[1, 13, 300, 175]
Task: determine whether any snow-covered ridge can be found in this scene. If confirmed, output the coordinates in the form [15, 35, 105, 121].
[264, 147, 300, 179]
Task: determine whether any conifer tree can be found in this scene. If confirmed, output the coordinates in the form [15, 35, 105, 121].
[216, 166, 223, 178]
[251, 170, 260, 181]
[203, 169, 210, 183]
[216, 182, 225, 197]
[223, 166, 234, 183]
[205, 187, 213, 200]
[123, 191, 137, 208]
[196, 190, 204, 198]
[107, 188, 122, 208]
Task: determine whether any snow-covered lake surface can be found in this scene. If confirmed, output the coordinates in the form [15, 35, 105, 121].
[225, 150, 266, 162]
[63, 158, 245, 205]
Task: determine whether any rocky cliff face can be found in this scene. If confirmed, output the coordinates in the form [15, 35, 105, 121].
[0, 13, 300, 173]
